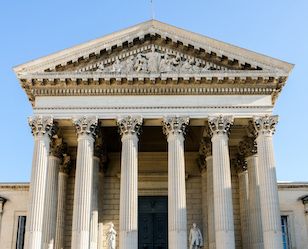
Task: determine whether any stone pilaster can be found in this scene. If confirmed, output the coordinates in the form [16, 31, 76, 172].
[239, 135, 263, 249]
[71, 116, 98, 249]
[55, 155, 71, 249]
[42, 138, 65, 249]
[234, 157, 250, 249]
[0, 197, 7, 240]
[117, 116, 142, 249]
[208, 115, 235, 249]
[301, 196, 308, 238]
[27, 116, 56, 249]
[254, 115, 282, 249]
[163, 116, 189, 249]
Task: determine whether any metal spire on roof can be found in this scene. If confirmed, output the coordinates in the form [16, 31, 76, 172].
[150, 0, 155, 20]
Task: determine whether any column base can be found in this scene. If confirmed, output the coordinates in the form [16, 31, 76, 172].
[120, 231, 137, 249]
[169, 230, 187, 249]
[215, 231, 235, 249]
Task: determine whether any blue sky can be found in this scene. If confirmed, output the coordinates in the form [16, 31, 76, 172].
[0, 0, 307, 182]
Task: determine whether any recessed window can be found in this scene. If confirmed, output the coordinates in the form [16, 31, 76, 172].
[281, 215, 291, 249]
[16, 216, 26, 249]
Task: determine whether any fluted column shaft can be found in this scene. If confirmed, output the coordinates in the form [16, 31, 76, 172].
[238, 170, 250, 249]
[27, 116, 55, 249]
[200, 168, 208, 249]
[163, 116, 189, 249]
[42, 154, 61, 249]
[90, 156, 99, 249]
[71, 116, 98, 249]
[206, 156, 215, 249]
[98, 170, 104, 249]
[209, 115, 235, 249]
[55, 161, 69, 249]
[247, 155, 263, 249]
[118, 116, 142, 249]
[254, 115, 282, 249]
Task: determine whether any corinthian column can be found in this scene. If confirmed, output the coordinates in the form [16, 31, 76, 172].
[200, 135, 214, 249]
[27, 116, 56, 249]
[234, 157, 250, 249]
[239, 135, 263, 249]
[43, 138, 65, 249]
[208, 115, 235, 249]
[163, 116, 189, 249]
[55, 155, 71, 249]
[71, 116, 98, 249]
[254, 115, 282, 249]
[117, 116, 142, 249]
[90, 134, 103, 249]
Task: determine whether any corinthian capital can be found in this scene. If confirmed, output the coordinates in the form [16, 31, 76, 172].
[28, 116, 56, 138]
[117, 116, 143, 137]
[50, 138, 66, 158]
[163, 116, 189, 137]
[208, 115, 233, 135]
[73, 116, 98, 138]
[199, 137, 212, 157]
[253, 115, 278, 136]
[238, 137, 257, 157]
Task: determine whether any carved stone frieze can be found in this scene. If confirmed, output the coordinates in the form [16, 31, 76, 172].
[208, 115, 234, 135]
[28, 116, 56, 138]
[73, 116, 98, 138]
[162, 116, 189, 137]
[238, 136, 257, 157]
[117, 116, 143, 137]
[84, 45, 226, 75]
[253, 115, 278, 136]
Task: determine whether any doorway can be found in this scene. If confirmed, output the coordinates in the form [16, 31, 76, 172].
[138, 196, 168, 249]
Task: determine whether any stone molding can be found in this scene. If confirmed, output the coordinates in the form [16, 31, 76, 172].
[208, 115, 234, 135]
[117, 116, 143, 137]
[73, 116, 98, 138]
[253, 115, 278, 136]
[238, 136, 257, 157]
[162, 116, 189, 137]
[28, 115, 56, 138]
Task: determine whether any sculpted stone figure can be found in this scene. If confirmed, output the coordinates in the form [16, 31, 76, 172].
[146, 46, 161, 73]
[107, 223, 117, 249]
[111, 58, 122, 73]
[189, 223, 203, 249]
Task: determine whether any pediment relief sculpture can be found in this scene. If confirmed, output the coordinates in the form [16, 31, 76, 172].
[78, 45, 230, 75]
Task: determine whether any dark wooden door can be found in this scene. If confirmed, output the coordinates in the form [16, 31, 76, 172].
[138, 197, 168, 249]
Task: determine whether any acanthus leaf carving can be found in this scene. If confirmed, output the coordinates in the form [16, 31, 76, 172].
[208, 115, 234, 135]
[163, 116, 189, 137]
[117, 116, 143, 137]
[28, 115, 56, 138]
[73, 116, 98, 138]
[253, 115, 278, 136]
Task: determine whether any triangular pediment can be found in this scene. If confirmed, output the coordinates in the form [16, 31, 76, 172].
[14, 20, 293, 76]
[13, 20, 294, 105]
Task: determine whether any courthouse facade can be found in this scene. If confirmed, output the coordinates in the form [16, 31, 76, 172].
[0, 20, 307, 249]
